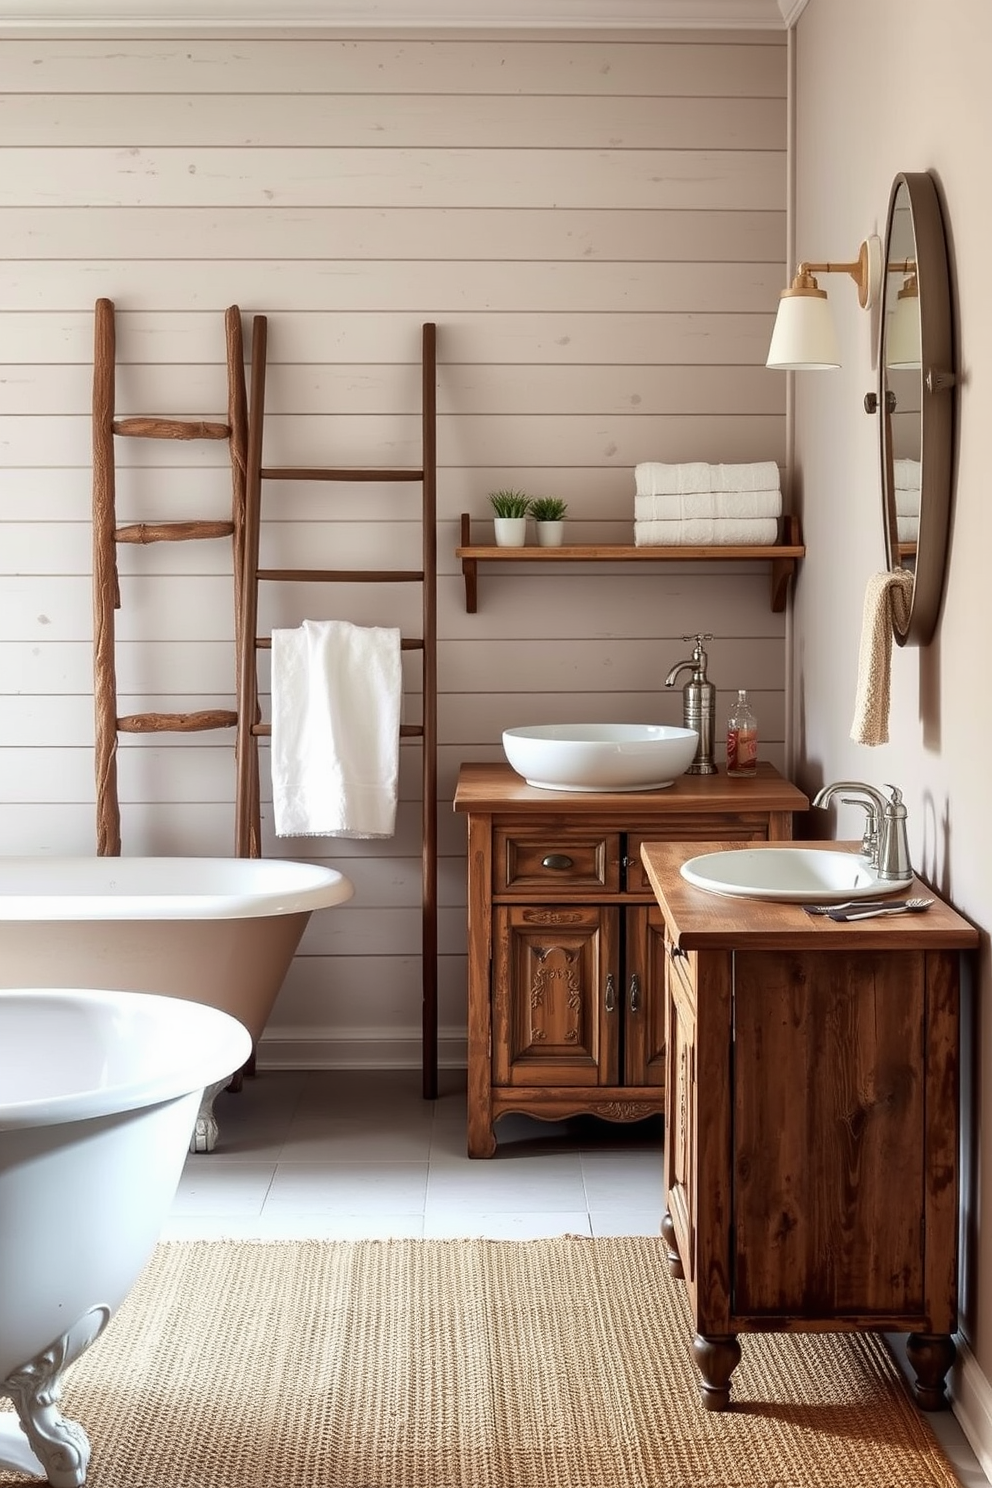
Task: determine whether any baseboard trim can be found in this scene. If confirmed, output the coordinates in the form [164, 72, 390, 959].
[257, 1028, 467, 1071]
[948, 1335, 992, 1483]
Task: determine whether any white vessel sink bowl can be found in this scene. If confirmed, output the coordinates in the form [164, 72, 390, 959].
[502, 723, 698, 793]
[680, 847, 913, 903]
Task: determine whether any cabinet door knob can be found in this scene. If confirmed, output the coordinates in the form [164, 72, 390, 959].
[604, 972, 616, 1012]
[629, 972, 640, 1013]
[541, 853, 574, 871]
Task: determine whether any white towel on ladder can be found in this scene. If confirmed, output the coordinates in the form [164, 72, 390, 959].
[270, 619, 402, 839]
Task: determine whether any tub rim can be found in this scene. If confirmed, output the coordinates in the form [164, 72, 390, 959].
[0, 987, 253, 1128]
[0, 856, 354, 920]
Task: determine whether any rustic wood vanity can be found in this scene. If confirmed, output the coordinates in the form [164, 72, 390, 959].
[640, 838, 979, 1413]
[454, 762, 809, 1161]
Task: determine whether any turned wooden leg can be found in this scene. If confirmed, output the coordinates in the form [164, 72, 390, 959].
[692, 1333, 741, 1411]
[906, 1332, 956, 1410]
[661, 1210, 684, 1280]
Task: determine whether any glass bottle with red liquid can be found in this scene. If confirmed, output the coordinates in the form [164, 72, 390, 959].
[726, 689, 758, 777]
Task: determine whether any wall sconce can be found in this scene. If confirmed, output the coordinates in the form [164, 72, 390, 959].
[885, 267, 921, 369]
[766, 235, 882, 370]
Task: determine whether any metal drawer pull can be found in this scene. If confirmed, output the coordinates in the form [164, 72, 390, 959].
[541, 853, 574, 871]
[629, 972, 640, 1013]
[605, 973, 616, 1012]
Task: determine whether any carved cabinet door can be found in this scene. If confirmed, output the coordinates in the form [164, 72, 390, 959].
[492, 904, 619, 1087]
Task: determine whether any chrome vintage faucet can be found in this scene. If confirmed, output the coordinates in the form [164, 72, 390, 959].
[664, 632, 717, 775]
[811, 780, 912, 881]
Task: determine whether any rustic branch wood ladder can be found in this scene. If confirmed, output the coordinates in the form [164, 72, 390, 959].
[92, 296, 249, 859]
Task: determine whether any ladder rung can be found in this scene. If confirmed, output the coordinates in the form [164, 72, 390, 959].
[117, 710, 238, 734]
[256, 568, 424, 584]
[259, 466, 424, 483]
[254, 636, 424, 651]
[116, 520, 236, 545]
[251, 721, 423, 739]
[113, 417, 231, 441]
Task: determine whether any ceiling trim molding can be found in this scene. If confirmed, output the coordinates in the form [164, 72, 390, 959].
[0, 0, 788, 31]
[776, 0, 809, 24]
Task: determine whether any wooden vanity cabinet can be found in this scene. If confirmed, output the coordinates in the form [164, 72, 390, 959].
[642, 838, 980, 1414]
[454, 763, 808, 1158]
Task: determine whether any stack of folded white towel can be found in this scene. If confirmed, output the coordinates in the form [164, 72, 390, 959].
[893, 457, 921, 545]
[633, 461, 782, 546]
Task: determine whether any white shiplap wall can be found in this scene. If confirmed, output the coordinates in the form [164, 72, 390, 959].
[0, 30, 787, 1068]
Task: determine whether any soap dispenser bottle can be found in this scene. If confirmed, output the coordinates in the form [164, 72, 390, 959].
[664, 632, 717, 775]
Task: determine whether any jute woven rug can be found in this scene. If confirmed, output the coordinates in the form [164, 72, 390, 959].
[0, 1237, 959, 1488]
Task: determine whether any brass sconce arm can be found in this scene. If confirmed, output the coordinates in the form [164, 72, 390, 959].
[791, 238, 883, 309]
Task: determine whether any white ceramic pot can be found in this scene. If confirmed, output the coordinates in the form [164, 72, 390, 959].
[494, 517, 527, 547]
[536, 520, 565, 547]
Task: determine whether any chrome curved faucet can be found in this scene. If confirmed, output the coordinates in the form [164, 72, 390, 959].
[664, 633, 717, 775]
[811, 780, 912, 882]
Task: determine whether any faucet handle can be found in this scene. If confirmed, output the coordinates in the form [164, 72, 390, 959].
[682, 632, 713, 645]
[841, 796, 878, 860]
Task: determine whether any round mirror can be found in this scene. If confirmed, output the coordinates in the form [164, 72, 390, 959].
[878, 171, 956, 646]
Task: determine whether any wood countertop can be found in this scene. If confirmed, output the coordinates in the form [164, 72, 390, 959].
[640, 839, 980, 952]
[453, 761, 810, 815]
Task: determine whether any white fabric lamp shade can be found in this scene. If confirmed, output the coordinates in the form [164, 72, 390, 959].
[766, 290, 841, 370]
[886, 285, 922, 369]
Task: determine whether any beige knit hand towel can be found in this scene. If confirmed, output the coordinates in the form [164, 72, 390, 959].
[850, 569, 915, 746]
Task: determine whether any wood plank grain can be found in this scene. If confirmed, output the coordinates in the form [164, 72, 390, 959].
[0, 147, 785, 212]
[2, 94, 787, 151]
[1, 361, 785, 418]
[2, 310, 782, 366]
[0, 259, 785, 313]
[0, 38, 786, 98]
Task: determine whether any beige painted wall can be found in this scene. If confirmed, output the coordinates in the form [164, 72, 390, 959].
[788, 0, 992, 1461]
[0, 31, 788, 1068]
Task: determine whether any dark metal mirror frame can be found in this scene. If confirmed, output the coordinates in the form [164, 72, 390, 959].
[878, 171, 956, 647]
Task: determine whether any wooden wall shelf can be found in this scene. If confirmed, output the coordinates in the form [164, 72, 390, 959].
[455, 513, 805, 614]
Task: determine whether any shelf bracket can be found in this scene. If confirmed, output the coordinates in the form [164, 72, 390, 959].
[770, 514, 801, 613]
[460, 513, 479, 612]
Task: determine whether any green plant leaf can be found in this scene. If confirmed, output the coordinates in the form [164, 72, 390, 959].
[529, 496, 568, 522]
[488, 489, 532, 518]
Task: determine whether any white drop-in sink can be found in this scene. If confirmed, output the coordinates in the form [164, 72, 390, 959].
[679, 847, 913, 903]
[502, 723, 698, 793]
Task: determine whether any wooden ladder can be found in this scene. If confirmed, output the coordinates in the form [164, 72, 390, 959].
[234, 315, 439, 1098]
[91, 297, 249, 856]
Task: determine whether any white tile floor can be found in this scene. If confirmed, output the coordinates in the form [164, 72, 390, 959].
[164, 1068, 666, 1242]
[164, 1067, 987, 1487]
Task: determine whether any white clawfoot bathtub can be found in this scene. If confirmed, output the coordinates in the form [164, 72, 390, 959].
[0, 857, 354, 1152]
[0, 987, 253, 1488]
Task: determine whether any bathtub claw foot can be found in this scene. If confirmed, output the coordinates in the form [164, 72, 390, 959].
[1, 1304, 111, 1487]
[190, 1077, 229, 1153]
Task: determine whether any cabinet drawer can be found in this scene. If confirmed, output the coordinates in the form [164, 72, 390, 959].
[626, 818, 772, 894]
[495, 828, 621, 895]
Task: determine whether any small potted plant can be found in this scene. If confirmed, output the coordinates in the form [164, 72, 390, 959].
[529, 495, 569, 547]
[489, 489, 531, 547]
